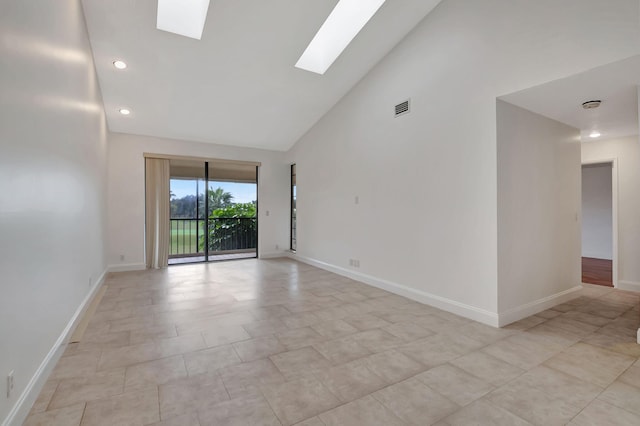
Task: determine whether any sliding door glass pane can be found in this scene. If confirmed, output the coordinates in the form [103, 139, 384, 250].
[206, 163, 258, 255]
[169, 177, 205, 259]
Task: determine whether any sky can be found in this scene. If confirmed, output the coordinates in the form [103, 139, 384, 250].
[170, 179, 257, 204]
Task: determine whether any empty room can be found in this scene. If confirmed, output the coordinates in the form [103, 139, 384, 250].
[2, 1, 640, 425]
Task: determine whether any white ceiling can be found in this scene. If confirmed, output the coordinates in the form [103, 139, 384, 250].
[501, 55, 640, 143]
[81, 0, 443, 151]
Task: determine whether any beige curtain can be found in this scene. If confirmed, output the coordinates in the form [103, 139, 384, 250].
[145, 158, 170, 269]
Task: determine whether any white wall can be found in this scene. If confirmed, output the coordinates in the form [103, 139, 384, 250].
[0, 0, 108, 423]
[582, 164, 613, 260]
[496, 101, 582, 320]
[107, 133, 290, 269]
[582, 136, 640, 291]
[286, 0, 639, 324]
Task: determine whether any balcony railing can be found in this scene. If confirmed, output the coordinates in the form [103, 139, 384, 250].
[170, 219, 204, 257]
[170, 217, 257, 258]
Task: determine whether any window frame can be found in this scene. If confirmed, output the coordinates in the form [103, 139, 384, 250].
[290, 164, 296, 252]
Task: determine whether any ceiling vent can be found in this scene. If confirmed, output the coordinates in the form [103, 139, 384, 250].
[582, 100, 602, 109]
[395, 99, 410, 117]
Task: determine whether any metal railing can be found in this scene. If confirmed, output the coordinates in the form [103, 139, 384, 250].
[207, 217, 257, 252]
[169, 217, 257, 257]
[169, 219, 204, 257]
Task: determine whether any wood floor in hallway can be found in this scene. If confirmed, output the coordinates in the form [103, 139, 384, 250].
[582, 257, 613, 287]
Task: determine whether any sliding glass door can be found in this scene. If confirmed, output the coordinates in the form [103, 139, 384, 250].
[168, 159, 258, 265]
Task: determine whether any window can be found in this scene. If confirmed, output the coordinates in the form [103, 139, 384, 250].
[290, 164, 297, 251]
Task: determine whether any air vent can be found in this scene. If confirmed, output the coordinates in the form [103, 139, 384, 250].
[395, 99, 410, 117]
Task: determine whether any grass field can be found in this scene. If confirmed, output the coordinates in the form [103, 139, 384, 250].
[170, 220, 204, 255]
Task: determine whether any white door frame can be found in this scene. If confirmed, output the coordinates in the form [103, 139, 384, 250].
[581, 158, 619, 288]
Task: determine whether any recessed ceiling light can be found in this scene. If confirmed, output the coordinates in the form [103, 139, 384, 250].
[113, 60, 127, 69]
[119, 108, 131, 115]
[295, 0, 386, 75]
[590, 131, 601, 138]
[157, 0, 210, 40]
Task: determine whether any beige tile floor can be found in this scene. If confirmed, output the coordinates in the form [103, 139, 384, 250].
[24, 259, 640, 426]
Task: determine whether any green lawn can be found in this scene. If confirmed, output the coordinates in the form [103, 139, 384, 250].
[170, 220, 204, 255]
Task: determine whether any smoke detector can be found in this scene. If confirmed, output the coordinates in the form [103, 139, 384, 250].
[582, 100, 602, 109]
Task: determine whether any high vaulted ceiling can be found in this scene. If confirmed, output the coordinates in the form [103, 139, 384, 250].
[81, 0, 443, 151]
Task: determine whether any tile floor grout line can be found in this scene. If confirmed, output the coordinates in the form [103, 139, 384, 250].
[43, 379, 61, 413]
[255, 383, 286, 426]
[154, 385, 161, 423]
[482, 398, 531, 425]
[78, 402, 87, 426]
[217, 369, 233, 401]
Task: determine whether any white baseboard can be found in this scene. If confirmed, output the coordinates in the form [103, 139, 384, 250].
[259, 252, 286, 259]
[497, 286, 582, 327]
[107, 263, 146, 273]
[618, 280, 640, 293]
[2, 269, 108, 426]
[288, 253, 499, 327]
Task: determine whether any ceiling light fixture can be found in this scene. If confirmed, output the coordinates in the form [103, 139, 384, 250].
[582, 100, 602, 109]
[295, 0, 386, 75]
[157, 0, 210, 40]
[119, 108, 131, 115]
[113, 60, 127, 69]
[589, 131, 601, 138]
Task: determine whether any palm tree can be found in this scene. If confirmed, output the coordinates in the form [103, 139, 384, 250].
[207, 187, 233, 211]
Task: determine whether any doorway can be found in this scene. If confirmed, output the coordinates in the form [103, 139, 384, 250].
[581, 161, 617, 287]
[168, 159, 258, 265]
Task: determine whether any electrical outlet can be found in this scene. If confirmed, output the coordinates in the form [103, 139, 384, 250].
[266, 210, 270, 216]
[120, 254, 125, 261]
[7, 371, 14, 398]
[349, 259, 354, 267]
[275, 244, 279, 250]
[354, 259, 360, 268]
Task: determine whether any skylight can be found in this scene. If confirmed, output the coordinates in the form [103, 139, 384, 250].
[157, 0, 210, 40]
[295, 0, 386, 75]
